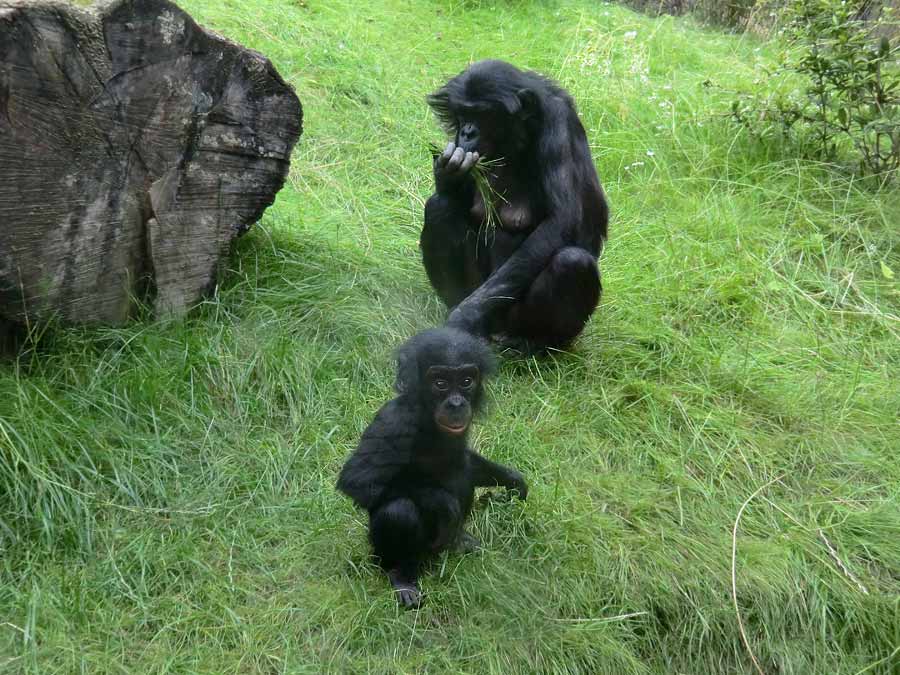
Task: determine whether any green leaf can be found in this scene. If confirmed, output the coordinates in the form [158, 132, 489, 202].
[880, 261, 895, 280]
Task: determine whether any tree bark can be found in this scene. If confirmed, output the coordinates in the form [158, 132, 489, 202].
[0, 0, 303, 329]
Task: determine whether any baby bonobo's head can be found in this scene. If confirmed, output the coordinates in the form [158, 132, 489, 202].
[394, 327, 496, 437]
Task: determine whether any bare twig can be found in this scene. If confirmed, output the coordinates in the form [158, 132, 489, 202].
[556, 611, 649, 624]
[818, 529, 869, 595]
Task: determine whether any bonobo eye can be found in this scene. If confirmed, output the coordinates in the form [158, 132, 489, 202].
[434, 379, 449, 391]
[460, 377, 474, 389]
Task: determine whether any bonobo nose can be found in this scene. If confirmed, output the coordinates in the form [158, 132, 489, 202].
[447, 394, 466, 409]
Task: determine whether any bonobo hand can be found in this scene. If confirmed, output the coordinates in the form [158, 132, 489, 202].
[447, 302, 483, 335]
[434, 141, 479, 194]
[506, 470, 528, 501]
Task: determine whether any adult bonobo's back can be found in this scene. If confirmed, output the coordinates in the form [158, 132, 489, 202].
[421, 59, 609, 352]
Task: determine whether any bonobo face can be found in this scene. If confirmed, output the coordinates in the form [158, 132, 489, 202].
[425, 364, 480, 436]
[454, 107, 505, 157]
[455, 115, 482, 154]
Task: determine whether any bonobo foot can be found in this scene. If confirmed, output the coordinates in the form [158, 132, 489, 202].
[388, 569, 422, 609]
[455, 530, 481, 553]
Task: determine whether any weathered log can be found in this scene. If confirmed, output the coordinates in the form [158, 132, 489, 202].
[0, 0, 302, 329]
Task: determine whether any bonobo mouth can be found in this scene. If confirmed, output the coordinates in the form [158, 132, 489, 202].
[437, 421, 469, 435]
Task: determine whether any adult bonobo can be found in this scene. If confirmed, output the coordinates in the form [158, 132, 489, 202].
[337, 327, 527, 608]
[422, 60, 609, 351]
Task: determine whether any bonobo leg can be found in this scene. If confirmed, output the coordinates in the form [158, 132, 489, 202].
[414, 489, 479, 552]
[369, 498, 426, 608]
[469, 452, 528, 500]
[501, 246, 600, 351]
[422, 194, 482, 309]
[414, 489, 463, 554]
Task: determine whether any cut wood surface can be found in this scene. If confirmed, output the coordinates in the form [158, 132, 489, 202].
[0, 0, 303, 327]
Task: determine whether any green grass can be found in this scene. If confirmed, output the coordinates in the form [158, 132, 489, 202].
[2, 0, 899, 672]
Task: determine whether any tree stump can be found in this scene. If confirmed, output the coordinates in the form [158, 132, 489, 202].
[0, 0, 303, 331]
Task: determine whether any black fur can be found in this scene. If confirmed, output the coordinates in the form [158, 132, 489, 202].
[422, 60, 609, 351]
[337, 327, 526, 608]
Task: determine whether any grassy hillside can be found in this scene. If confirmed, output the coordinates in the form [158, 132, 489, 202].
[1, 0, 898, 672]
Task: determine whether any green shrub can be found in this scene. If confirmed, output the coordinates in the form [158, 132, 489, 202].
[693, 0, 761, 28]
[621, 0, 776, 30]
[731, 0, 900, 177]
[621, 1, 900, 37]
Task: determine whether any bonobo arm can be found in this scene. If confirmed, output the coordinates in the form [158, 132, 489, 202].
[336, 400, 415, 511]
[447, 224, 570, 332]
[422, 143, 482, 307]
[468, 451, 528, 500]
[424, 143, 479, 236]
[447, 96, 583, 333]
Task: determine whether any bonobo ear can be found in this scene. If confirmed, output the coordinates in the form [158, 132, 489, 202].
[426, 87, 455, 134]
[480, 347, 498, 380]
[516, 88, 539, 120]
[394, 341, 419, 395]
[466, 333, 497, 380]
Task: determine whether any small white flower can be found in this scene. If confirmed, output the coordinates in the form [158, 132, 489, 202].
[624, 30, 637, 39]
[646, 150, 655, 157]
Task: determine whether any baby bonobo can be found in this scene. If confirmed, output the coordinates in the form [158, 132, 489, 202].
[337, 327, 527, 608]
